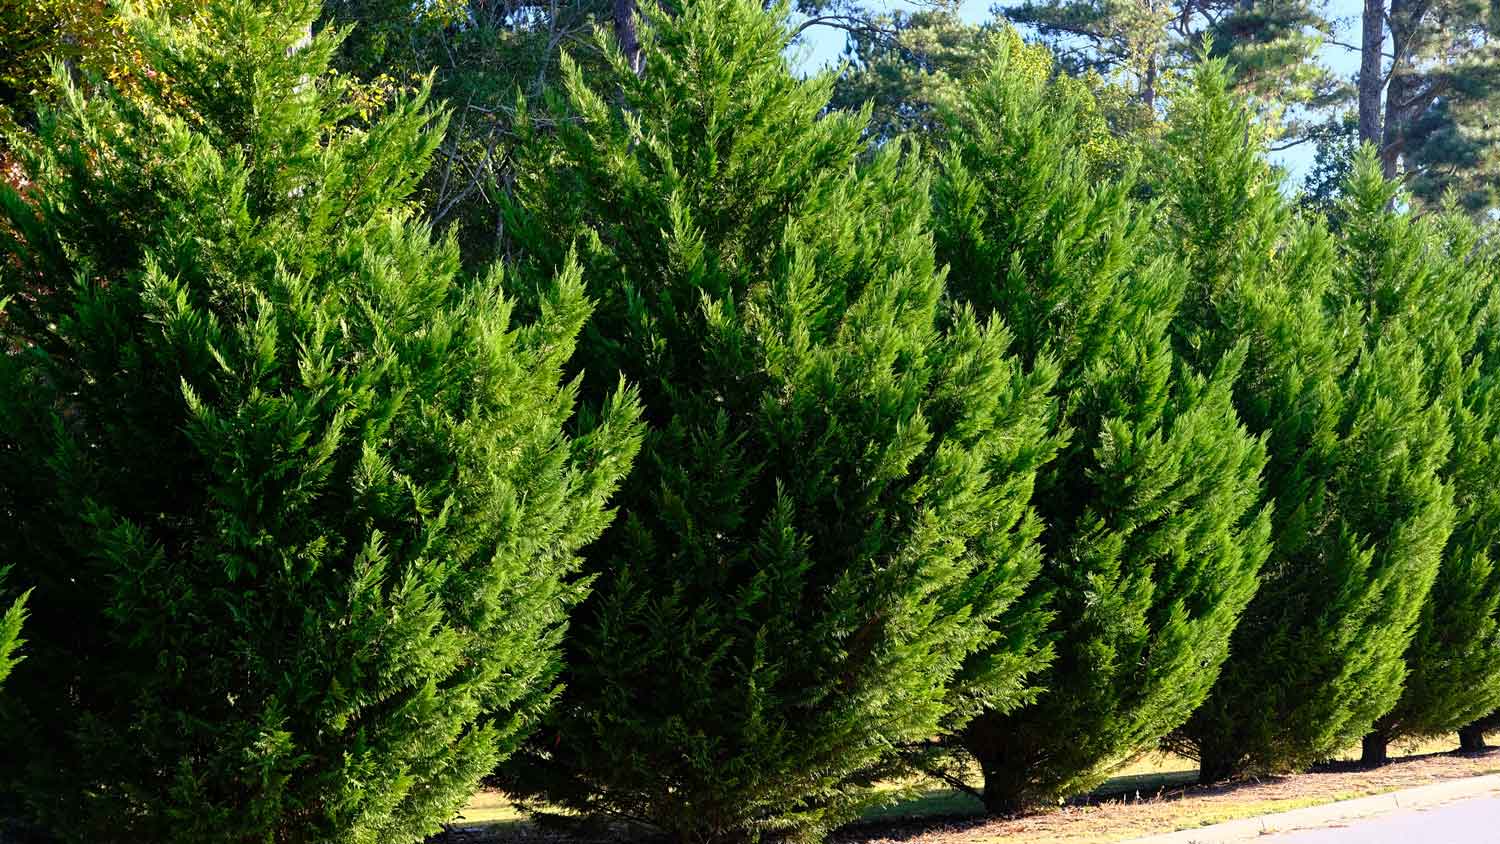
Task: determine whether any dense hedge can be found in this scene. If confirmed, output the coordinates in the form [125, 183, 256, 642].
[1, 1, 1497, 842]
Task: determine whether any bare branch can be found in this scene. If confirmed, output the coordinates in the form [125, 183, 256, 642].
[790, 13, 897, 39]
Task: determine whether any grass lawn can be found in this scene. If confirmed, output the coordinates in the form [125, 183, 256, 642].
[449, 790, 529, 828]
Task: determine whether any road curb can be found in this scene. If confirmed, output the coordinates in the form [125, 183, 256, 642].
[1119, 772, 1500, 843]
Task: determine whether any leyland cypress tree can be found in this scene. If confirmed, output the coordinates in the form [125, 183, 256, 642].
[930, 37, 1270, 811]
[1335, 160, 1500, 763]
[0, 2, 641, 841]
[497, 1, 1058, 839]
[1161, 61, 1455, 781]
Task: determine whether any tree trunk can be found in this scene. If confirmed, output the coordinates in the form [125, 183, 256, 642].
[1361, 731, 1389, 765]
[964, 719, 1036, 815]
[614, 0, 643, 75]
[1459, 724, 1489, 752]
[979, 776, 1027, 816]
[1141, 51, 1159, 113]
[1196, 746, 1241, 785]
[1358, 0, 1385, 147]
[1378, 0, 1420, 178]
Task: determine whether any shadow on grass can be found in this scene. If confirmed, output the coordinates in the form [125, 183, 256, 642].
[830, 768, 1202, 844]
[436, 736, 1500, 843]
[1310, 744, 1500, 775]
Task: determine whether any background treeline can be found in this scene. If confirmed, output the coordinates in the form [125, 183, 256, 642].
[2, 1, 1499, 844]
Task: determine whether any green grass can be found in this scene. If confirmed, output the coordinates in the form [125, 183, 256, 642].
[449, 790, 528, 828]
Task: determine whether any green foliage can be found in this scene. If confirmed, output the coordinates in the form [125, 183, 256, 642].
[495, 1, 1058, 839]
[827, 8, 1005, 141]
[1334, 163, 1500, 748]
[830, 15, 1148, 163]
[1, 0, 157, 133]
[1160, 61, 1455, 781]
[0, 2, 641, 841]
[1297, 114, 1359, 225]
[931, 38, 1269, 810]
[0, 568, 25, 689]
[1379, 0, 1500, 214]
[319, 0, 617, 267]
[1000, 0, 1345, 140]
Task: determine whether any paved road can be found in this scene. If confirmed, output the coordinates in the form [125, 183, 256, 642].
[1261, 795, 1500, 843]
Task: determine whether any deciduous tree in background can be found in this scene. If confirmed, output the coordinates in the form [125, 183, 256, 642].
[931, 35, 1269, 811]
[1161, 61, 1454, 782]
[0, 2, 642, 841]
[495, 1, 1059, 839]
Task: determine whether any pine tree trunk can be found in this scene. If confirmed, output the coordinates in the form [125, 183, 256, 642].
[1378, 0, 1417, 178]
[1358, 0, 1385, 147]
[1361, 731, 1390, 765]
[1459, 724, 1489, 752]
[1141, 51, 1158, 112]
[614, 0, 643, 75]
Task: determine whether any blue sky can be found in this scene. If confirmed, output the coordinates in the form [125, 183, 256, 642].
[788, 0, 1367, 180]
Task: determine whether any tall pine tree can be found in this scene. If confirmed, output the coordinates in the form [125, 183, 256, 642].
[0, 2, 642, 841]
[1160, 61, 1454, 781]
[931, 36, 1269, 811]
[1334, 161, 1500, 762]
[496, 1, 1058, 839]
[1001, 0, 1344, 138]
[1357, 0, 1500, 213]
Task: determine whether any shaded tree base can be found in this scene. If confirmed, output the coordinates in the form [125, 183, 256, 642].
[1459, 725, 1488, 753]
[1361, 733, 1389, 765]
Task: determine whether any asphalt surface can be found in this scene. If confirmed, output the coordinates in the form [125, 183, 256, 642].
[1262, 795, 1500, 843]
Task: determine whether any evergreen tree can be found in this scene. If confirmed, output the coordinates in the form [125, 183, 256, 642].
[1357, 0, 1500, 213]
[0, 2, 641, 841]
[931, 36, 1269, 811]
[497, 1, 1058, 839]
[830, 16, 1146, 165]
[827, 7, 1002, 142]
[0, 302, 22, 691]
[1160, 61, 1455, 781]
[0, 569, 24, 689]
[1334, 163, 1500, 762]
[1001, 0, 1345, 137]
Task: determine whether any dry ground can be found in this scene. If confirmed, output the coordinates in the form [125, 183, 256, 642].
[438, 735, 1500, 844]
